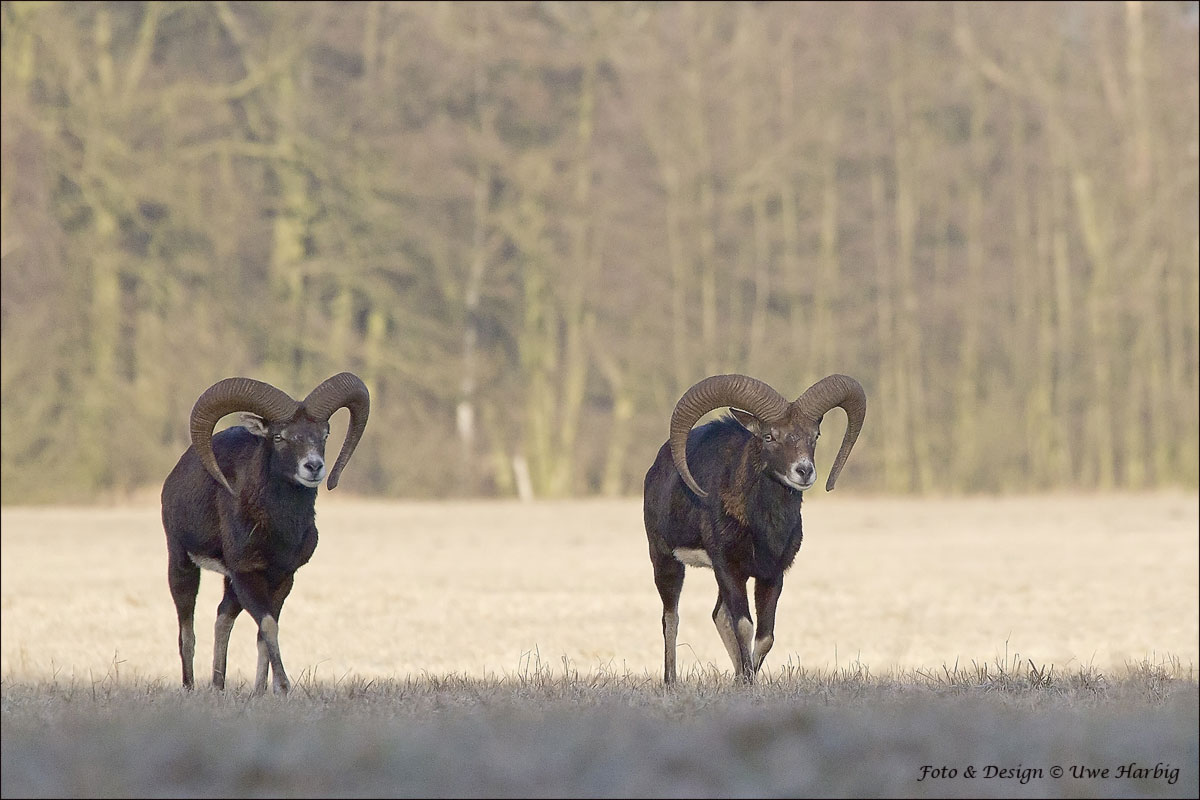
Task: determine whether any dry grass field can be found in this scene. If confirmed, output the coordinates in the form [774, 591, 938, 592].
[2, 492, 1198, 797]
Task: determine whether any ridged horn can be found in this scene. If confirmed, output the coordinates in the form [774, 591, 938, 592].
[669, 374, 790, 498]
[301, 372, 370, 490]
[190, 378, 301, 494]
[793, 374, 867, 491]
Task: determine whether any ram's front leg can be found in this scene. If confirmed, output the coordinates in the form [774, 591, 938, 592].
[231, 571, 291, 696]
[711, 595, 742, 671]
[263, 574, 295, 694]
[710, 559, 755, 682]
[751, 575, 783, 673]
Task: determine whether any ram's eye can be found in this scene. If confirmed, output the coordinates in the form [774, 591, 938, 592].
[763, 433, 774, 443]
[273, 434, 284, 443]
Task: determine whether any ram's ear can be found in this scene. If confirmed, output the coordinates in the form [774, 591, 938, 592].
[240, 413, 269, 438]
[729, 408, 763, 436]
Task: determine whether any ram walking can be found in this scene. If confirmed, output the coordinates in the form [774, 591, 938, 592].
[643, 373, 866, 684]
[161, 372, 369, 696]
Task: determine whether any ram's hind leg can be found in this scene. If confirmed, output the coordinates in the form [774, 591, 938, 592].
[212, 578, 242, 690]
[652, 550, 685, 685]
[167, 551, 201, 689]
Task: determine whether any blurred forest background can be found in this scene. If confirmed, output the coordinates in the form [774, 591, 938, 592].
[1, 1, 1197, 503]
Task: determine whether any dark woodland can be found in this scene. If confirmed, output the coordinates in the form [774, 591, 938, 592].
[2, 1, 1197, 502]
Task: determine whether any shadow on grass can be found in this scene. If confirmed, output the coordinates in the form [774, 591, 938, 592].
[3, 654, 1196, 798]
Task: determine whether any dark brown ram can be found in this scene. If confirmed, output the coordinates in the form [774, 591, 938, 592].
[162, 372, 369, 695]
[643, 373, 866, 684]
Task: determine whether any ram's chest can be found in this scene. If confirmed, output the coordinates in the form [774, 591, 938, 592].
[220, 511, 318, 574]
[760, 525, 804, 574]
[249, 523, 317, 572]
[716, 492, 805, 577]
[719, 521, 802, 577]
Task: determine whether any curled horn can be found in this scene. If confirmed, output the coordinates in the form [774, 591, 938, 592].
[190, 378, 300, 494]
[794, 374, 867, 491]
[669, 374, 790, 498]
[302, 372, 370, 490]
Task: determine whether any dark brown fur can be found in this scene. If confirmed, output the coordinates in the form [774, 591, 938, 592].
[644, 414, 816, 684]
[162, 419, 328, 695]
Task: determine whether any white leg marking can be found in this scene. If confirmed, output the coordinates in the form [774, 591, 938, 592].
[663, 608, 679, 683]
[713, 603, 741, 670]
[736, 618, 754, 656]
[256, 615, 289, 695]
[752, 634, 774, 671]
[180, 619, 196, 685]
[212, 614, 236, 687]
[736, 617, 756, 679]
[180, 620, 196, 664]
[255, 637, 270, 694]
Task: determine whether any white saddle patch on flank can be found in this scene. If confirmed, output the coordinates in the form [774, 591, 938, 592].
[189, 554, 229, 576]
[673, 548, 713, 568]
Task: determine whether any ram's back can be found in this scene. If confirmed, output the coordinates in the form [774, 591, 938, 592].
[643, 417, 751, 552]
[161, 427, 259, 554]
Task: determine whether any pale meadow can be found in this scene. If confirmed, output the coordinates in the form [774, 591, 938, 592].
[2, 493, 1196, 683]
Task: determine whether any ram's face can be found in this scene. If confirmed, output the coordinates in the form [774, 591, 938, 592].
[242, 413, 331, 488]
[730, 408, 820, 492]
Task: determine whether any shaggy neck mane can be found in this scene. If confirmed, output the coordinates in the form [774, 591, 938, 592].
[241, 444, 317, 543]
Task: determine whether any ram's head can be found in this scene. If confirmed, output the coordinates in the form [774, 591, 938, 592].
[189, 372, 370, 493]
[668, 373, 866, 497]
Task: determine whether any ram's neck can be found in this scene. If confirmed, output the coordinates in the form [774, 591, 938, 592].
[239, 448, 317, 543]
[266, 482, 317, 536]
[742, 470, 804, 567]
